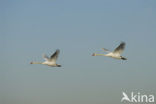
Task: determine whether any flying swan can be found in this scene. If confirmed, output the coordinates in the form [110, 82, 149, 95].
[30, 49, 61, 67]
[92, 42, 127, 60]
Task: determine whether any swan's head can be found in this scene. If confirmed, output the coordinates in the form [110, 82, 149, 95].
[30, 62, 33, 64]
[92, 53, 96, 56]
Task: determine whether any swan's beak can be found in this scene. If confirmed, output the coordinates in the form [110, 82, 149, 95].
[92, 53, 96, 56]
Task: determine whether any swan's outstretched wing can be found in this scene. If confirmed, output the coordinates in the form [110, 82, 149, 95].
[50, 49, 60, 61]
[113, 42, 125, 54]
[102, 48, 110, 53]
[42, 54, 50, 61]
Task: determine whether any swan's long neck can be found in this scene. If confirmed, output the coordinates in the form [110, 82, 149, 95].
[30, 62, 43, 64]
[95, 54, 106, 56]
[92, 53, 106, 56]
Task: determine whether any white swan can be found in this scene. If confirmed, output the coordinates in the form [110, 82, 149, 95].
[92, 42, 127, 60]
[30, 49, 61, 67]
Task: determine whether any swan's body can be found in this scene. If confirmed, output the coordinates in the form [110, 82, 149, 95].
[30, 49, 61, 67]
[92, 42, 127, 60]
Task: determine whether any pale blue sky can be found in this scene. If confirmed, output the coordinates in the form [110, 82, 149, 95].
[0, 0, 156, 104]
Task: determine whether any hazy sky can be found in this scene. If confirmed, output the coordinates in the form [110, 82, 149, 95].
[1, 0, 156, 104]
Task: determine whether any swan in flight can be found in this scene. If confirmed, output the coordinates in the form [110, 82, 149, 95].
[30, 49, 61, 67]
[92, 42, 127, 60]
